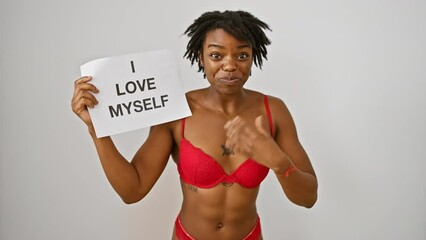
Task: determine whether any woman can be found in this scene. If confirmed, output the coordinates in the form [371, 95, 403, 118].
[72, 10, 317, 240]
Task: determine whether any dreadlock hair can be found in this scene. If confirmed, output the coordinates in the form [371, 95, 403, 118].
[183, 10, 272, 74]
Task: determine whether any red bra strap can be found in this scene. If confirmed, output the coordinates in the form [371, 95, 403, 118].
[181, 118, 186, 137]
[264, 95, 274, 136]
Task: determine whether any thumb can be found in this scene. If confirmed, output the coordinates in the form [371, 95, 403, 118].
[255, 115, 269, 136]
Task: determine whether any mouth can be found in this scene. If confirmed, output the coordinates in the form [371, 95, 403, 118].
[218, 77, 241, 83]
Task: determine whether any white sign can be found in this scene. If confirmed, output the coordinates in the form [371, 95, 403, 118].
[80, 49, 191, 137]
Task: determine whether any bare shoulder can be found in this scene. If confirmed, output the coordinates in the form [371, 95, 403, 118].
[264, 95, 290, 115]
[185, 88, 206, 110]
[264, 95, 296, 134]
[244, 89, 269, 106]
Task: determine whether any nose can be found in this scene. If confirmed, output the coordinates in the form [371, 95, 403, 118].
[221, 56, 237, 72]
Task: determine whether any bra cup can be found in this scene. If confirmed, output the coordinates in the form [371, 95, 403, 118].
[179, 138, 269, 189]
[232, 160, 269, 188]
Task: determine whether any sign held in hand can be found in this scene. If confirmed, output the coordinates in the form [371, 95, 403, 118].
[80, 49, 191, 137]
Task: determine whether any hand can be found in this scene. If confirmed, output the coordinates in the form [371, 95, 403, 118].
[71, 76, 99, 130]
[224, 115, 272, 158]
[224, 115, 288, 170]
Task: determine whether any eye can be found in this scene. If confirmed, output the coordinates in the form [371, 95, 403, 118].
[238, 53, 250, 60]
[209, 53, 221, 60]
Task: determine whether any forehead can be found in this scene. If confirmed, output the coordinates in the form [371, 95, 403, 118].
[203, 28, 251, 48]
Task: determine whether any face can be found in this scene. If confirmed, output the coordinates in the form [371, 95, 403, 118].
[200, 28, 253, 94]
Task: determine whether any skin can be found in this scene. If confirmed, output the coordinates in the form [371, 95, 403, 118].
[71, 28, 317, 240]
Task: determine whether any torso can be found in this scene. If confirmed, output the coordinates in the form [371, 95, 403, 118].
[169, 88, 272, 239]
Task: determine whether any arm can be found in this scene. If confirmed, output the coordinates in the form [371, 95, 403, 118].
[268, 97, 318, 208]
[90, 124, 173, 204]
[71, 76, 173, 204]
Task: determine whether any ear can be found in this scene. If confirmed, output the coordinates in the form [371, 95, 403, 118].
[198, 51, 204, 67]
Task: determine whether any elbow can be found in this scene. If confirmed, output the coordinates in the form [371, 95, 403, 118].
[120, 190, 147, 205]
[303, 178, 318, 208]
[302, 190, 318, 209]
[303, 184, 318, 208]
[122, 197, 140, 205]
[290, 187, 318, 209]
[303, 194, 317, 209]
[288, 192, 318, 209]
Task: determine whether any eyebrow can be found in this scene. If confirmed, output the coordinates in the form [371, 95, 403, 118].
[207, 43, 251, 49]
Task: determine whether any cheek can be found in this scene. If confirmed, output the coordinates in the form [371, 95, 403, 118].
[205, 62, 221, 75]
[241, 62, 253, 73]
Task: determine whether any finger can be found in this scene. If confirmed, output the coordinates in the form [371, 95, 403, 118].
[225, 117, 243, 138]
[224, 120, 232, 130]
[73, 83, 99, 99]
[73, 76, 93, 91]
[224, 141, 234, 155]
[226, 123, 240, 140]
[255, 115, 269, 136]
[73, 91, 99, 105]
[72, 98, 96, 115]
[71, 91, 98, 111]
[83, 92, 99, 105]
[224, 116, 240, 130]
[224, 116, 238, 129]
[72, 100, 87, 115]
[76, 81, 99, 93]
[72, 98, 94, 115]
[73, 77, 98, 98]
[74, 76, 92, 85]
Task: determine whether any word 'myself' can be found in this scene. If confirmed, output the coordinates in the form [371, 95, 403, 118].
[109, 95, 169, 118]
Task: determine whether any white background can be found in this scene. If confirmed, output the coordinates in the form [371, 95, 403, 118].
[1, 0, 425, 239]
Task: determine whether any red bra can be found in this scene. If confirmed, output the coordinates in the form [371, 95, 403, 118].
[177, 95, 273, 189]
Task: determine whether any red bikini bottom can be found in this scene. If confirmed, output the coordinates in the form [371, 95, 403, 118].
[175, 214, 261, 240]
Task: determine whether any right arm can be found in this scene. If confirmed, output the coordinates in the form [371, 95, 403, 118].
[71, 76, 174, 204]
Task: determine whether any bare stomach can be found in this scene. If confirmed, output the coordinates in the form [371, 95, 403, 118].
[173, 180, 262, 240]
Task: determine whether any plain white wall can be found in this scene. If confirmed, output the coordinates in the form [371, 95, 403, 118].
[1, 0, 425, 239]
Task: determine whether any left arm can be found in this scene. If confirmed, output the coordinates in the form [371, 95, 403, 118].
[268, 96, 317, 208]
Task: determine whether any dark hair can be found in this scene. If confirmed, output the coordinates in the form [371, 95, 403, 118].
[183, 10, 272, 73]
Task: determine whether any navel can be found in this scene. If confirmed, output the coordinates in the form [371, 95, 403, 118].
[216, 222, 224, 229]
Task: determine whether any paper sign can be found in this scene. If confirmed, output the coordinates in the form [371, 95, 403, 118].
[80, 49, 191, 137]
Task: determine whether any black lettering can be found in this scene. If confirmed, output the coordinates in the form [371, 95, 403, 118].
[115, 84, 125, 96]
[152, 96, 161, 109]
[134, 100, 143, 112]
[131, 61, 135, 73]
[147, 78, 156, 90]
[161, 94, 168, 107]
[136, 79, 146, 92]
[142, 98, 153, 110]
[122, 101, 133, 114]
[109, 104, 123, 118]
[125, 81, 137, 94]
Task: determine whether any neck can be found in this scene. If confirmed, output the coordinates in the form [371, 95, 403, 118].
[204, 87, 247, 115]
